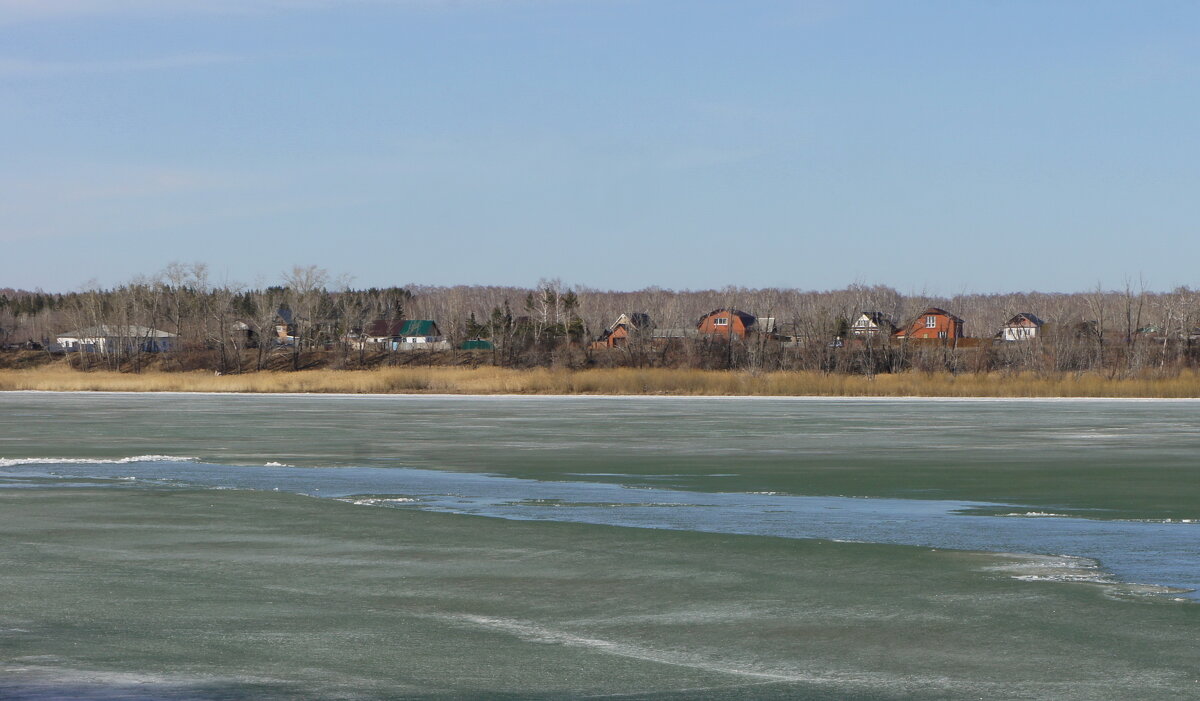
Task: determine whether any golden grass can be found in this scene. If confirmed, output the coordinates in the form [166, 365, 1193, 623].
[1, 366, 1199, 397]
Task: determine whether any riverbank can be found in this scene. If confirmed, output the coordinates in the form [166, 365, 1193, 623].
[2, 366, 1199, 397]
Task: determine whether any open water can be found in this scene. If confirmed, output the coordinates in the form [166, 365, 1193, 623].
[1, 393, 1198, 699]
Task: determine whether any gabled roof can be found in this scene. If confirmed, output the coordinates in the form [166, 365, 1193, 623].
[651, 328, 697, 338]
[397, 320, 439, 337]
[364, 319, 441, 338]
[916, 307, 964, 322]
[852, 311, 895, 328]
[364, 320, 406, 337]
[608, 312, 654, 333]
[1003, 313, 1044, 327]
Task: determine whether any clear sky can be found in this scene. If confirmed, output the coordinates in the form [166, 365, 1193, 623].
[2, 1, 1198, 293]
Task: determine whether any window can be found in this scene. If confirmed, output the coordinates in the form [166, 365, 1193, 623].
[714, 317, 729, 326]
[938, 331, 948, 339]
[925, 316, 937, 328]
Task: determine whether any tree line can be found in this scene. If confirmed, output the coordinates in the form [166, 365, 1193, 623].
[2, 264, 1199, 376]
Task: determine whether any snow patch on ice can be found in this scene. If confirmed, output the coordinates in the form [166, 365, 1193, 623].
[338, 497, 418, 507]
[982, 552, 1191, 598]
[997, 511, 1073, 518]
[0, 455, 197, 468]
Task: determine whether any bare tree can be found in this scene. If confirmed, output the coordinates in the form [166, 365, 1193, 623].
[281, 265, 330, 370]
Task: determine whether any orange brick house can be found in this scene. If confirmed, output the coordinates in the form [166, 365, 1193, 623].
[696, 309, 759, 339]
[592, 313, 653, 349]
[894, 308, 965, 340]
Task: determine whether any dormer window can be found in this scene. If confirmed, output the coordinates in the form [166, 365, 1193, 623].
[714, 317, 729, 326]
[925, 316, 937, 328]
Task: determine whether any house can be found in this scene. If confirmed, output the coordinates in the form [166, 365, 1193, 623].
[274, 308, 297, 345]
[592, 313, 654, 349]
[850, 312, 896, 337]
[359, 319, 447, 351]
[56, 325, 177, 353]
[998, 313, 1044, 341]
[894, 308, 965, 340]
[696, 309, 760, 339]
[393, 320, 442, 345]
[359, 320, 406, 346]
[231, 321, 258, 347]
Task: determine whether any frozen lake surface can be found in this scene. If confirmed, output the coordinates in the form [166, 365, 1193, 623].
[1, 393, 1198, 699]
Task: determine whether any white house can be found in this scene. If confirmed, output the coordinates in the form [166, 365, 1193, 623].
[352, 319, 449, 351]
[850, 312, 896, 336]
[56, 325, 177, 353]
[999, 313, 1044, 341]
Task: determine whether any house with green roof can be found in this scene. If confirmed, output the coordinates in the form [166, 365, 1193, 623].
[361, 319, 447, 350]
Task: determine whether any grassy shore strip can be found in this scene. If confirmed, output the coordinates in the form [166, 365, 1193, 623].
[2, 367, 1200, 397]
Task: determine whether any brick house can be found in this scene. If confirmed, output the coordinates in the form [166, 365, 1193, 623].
[894, 308, 965, 340]
[697, 309, 761, 339]
[593, 313, 653, 349]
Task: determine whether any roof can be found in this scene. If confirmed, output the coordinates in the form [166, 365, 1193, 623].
[363, 319, 440, 338]
[651, 328, 697, 338]
[1003, 313, 1044, 327]
[460, 339, 494, 350]
[364, 320, 406, 337]
[398, 320, 439, 336]
[57, 325, 176, 339]
[892, 308, 965, 337]
[697, 309, 757, 328]
[608, 312, 654, 332]
[917, 307, 964, 322]
[854, 311, 895, 326]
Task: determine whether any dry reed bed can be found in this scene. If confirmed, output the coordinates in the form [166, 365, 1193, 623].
[1, 367, 1199, 397]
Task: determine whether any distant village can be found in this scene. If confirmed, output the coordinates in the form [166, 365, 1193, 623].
[2, 271, 1199, 375]
[28, 307, 1104, 357]
[49, 306, 1041, 355]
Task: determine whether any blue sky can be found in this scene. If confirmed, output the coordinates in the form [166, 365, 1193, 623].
[2, 1, 1198, 293]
